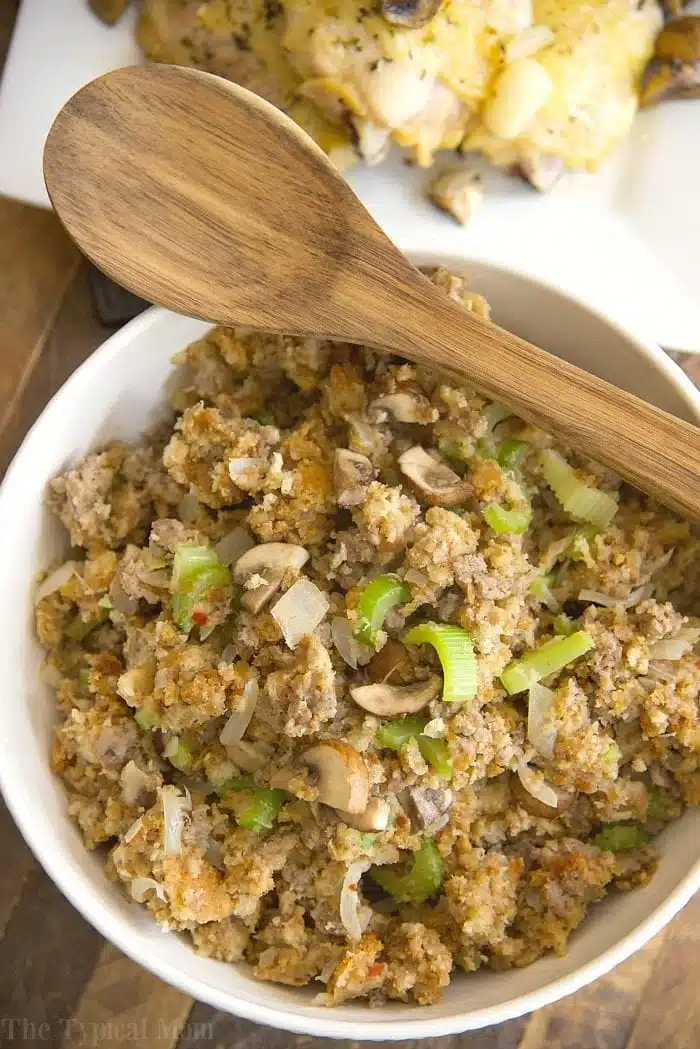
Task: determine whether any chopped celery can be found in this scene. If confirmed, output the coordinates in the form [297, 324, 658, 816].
[216, 775, 288, 831]
[475, 437, 498, 460]
[539, 450, 618, 528]
[529, 573, 560, 614]
[359, 832, 377, 849]
[171, 544, 231, 633]
[498, 439, 528, 471]
[554, 614, 575, 636]
[483, 503, 531, 535]
[354, 574, 410, 645]
[593, 824, 649, 853]
[647, 790, 669, 822]
[98, 595, 113, 611]
[78, 668, 91, 690]
[250, 409, 275, 425]
[500, 630, 594, 695]
[134, 706, 156, 731]
[369, 838, 444, 902]
[417, 736, 452, 780]
[64, 607, 108, 641]
[403, 623, 477, 703]
[165, 736, 192, 772]
[377, 717, 452, 779]
[438, 437, 471, 463]
[377, 716, 428, 751]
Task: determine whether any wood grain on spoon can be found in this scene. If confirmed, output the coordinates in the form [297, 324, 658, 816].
[44, 64, 700, 521]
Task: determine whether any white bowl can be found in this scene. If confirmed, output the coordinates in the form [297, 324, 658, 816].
[2, 253, 700, 1040]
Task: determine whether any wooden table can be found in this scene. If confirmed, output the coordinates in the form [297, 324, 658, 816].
[2, 6, 700, 1047]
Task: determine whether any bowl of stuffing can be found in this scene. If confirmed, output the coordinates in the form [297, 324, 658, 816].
[2, 253, 700, 1039]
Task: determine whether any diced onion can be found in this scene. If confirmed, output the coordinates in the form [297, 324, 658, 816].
[162, 786, 191, 856]
[271, 578, 330, 649]
[506, 24, 554, 62]
[130, 877, 167, 903]
[483, 58, 552, 140]
[178, 492, 199, 524]
[228, 458, 263, 480]
[110, 579, 139, 616]
[340, 859, 372, 942]
[332, 616, 367, 670]
[422, 717, 446, 739]
[120, 761, 153, 806]
[221, 644, 237, 664]
[35, 561, 78, 605]
[214, 527, 255, 566]
[124, 816, 144, 843]
[517, 759, 558, 810]
[220, 678, 259, 745]
[578, 584, 653, 610]
[527, 683, 557, 760]
[226, 740, 272, 772]
[648, 640, 692, 661]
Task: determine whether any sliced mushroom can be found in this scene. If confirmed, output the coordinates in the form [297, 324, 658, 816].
[303, 740, 369, 814]
[370, 388, 435, 423]
[640, 15, 700, 107]
[89, 0, 129, 24]
[339, 798, 391, 832]
[368, 639, 412, 684]
[381, 0, 442, 29]
[426, 168, 484, 226]
[233, 542, 309, 613]
[398, 446, 473, 507]
[350, 677, 441, 717]
[334, 449, 373, 507]
[510, 772, 572, 818]
[655, 15, 700, 63]
[640, 58, 700, 106]
[405, 786, 453, 832]
[516, 153, 564, 193]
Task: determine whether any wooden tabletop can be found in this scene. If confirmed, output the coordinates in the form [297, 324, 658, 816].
[2, 5, 700, 1047]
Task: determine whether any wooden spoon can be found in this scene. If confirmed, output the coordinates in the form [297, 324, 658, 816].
[44, 64, 700, 520]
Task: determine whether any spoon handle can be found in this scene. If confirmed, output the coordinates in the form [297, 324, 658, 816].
[380, 285, 700, 521]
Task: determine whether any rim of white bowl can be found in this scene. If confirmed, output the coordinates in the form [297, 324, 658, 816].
[2, 255, 700, 1041]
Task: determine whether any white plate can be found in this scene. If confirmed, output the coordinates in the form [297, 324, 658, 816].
[1, 0, 699, 351]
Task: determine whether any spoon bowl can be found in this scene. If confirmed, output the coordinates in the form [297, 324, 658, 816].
[44, 63, 700, 520]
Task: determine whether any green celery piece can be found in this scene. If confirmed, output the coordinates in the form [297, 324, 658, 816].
[647, 790, 669, 822]
[250, 409, 275, 425]
[376, 716, 428, 751]
[216, 775, 288, 832]
[438, 437, 471, 463]
[172, 544, 221, 588]
[529, 574, 555, 600]
[64, 607, 108, 641]
[354, 574, 410, 645]
[172, 559, 231, 633]
[167, 737, 192, 772]
[134, 706, 156, 731]
[78, 668, 91, 690]
[593, 824, 649, 853]
[417, 736, 452, 780]
[500, 630, 594, 695]
[475, 437, 498, 460]
[554, 614, 575, 636]
[498, 439, 528, 471]
[359, 832, 377, 850]
[369, 838, 444, 903]
[539, 449, 618, 529]
[403, 622, 477, 703]
[483, 503, 531, 535]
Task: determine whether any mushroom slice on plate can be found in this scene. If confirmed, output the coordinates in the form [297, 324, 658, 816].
[350, 677, 441, 717]
[334, 449, 373, 507]
[398, 446, 473, 507]
[233, 542, 309, 613]
[370, 388, 435, 423]
[338, 797, 391, 832]
[511, 769, 572, 818]
[303, 740, 369, 814]
[381, 0, 441, 28]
